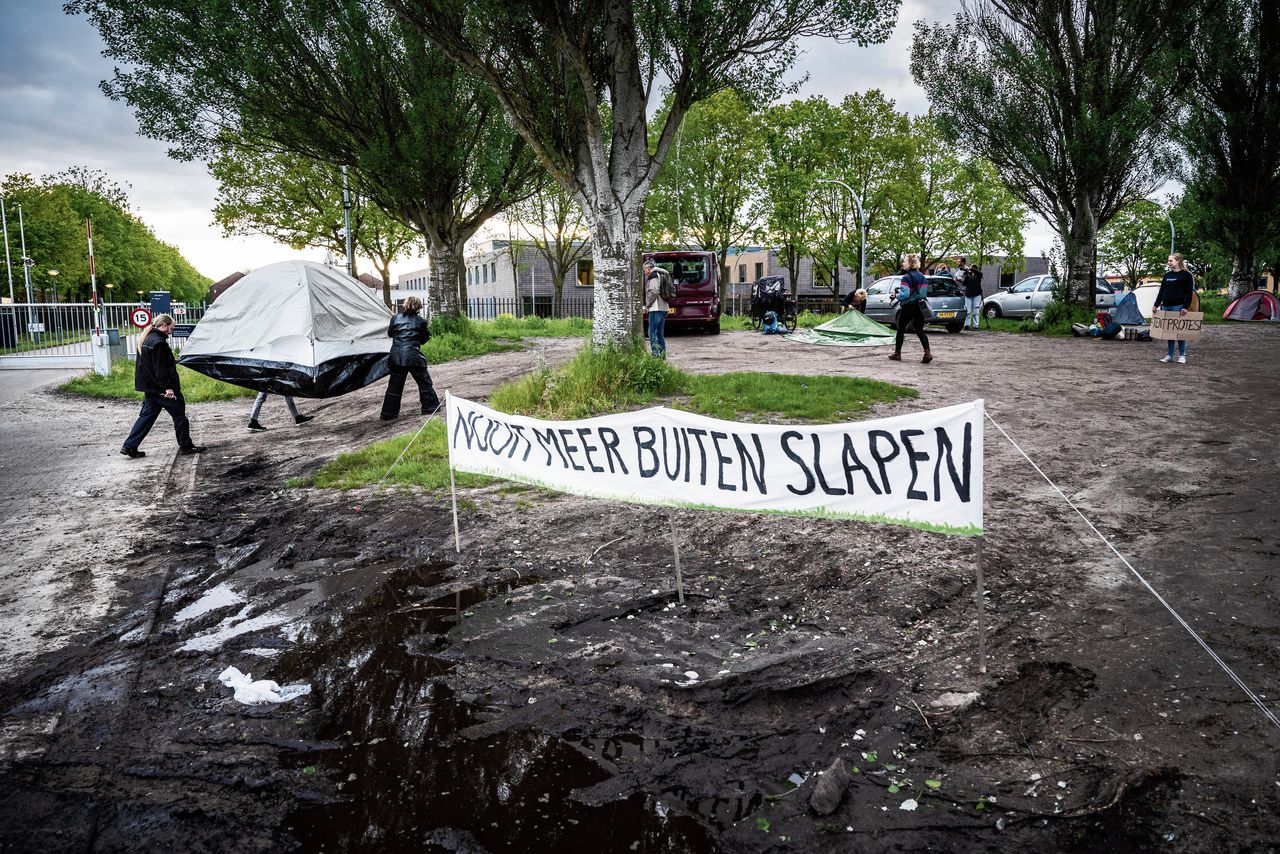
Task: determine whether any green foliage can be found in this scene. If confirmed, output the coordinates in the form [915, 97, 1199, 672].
[419, 314, 591, 364]
[60, 360, 254, 401]
[305, 420, 492, 491]
[489, 344, 685, 420]
[679, 373, 916, 421]
[1, 171, 210, 302]
[1099, 199, 1171, 288]
[1035, 299, 1095, 337]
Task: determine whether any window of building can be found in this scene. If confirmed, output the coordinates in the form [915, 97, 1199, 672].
[814, 266, 830, 288]
[754, 261, 763, 280]
[482, 264, 489, 284]
[738, 265, 746, 283]
[576, 258, 594, 287]
[490, 262, 497, 282]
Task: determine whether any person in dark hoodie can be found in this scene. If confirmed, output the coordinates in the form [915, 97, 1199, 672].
[1153, 252, 1196, 364]
[380, 296, 440, 419]
[120, 313, 205, 458]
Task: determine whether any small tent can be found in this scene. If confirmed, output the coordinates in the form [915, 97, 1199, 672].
[786, 309, 896, 347]
[179, 260, 393, 397]
[1223, 290, 1280, 321]
[1112, 290, 1147, 325]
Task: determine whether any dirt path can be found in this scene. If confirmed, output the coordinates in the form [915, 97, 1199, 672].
[1, 326, 1277, 853]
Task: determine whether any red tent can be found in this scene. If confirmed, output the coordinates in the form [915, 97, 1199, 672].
[1223, 290, 1280, 321]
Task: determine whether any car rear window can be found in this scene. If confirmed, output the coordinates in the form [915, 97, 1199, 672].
[926, 278, 962, 297]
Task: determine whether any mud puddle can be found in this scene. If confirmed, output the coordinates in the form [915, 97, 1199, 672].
[274, 562, 713, 853]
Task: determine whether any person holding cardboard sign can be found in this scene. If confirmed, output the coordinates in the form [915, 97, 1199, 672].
[1153, 253, 1195, 364]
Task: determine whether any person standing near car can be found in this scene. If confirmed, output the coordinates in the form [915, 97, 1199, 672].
[642, 258, 672, 358]
[1153, 252, 1196, 364]
[889, 254, 932, 364]
[120, 313, 206, 458]
[963, 260, 985, 329]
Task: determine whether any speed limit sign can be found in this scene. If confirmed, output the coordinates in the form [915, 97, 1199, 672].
[131, 307, 153, 328]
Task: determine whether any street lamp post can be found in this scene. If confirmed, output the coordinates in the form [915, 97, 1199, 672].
[16, 204, 37, 340]
[816, 178, 867, 294]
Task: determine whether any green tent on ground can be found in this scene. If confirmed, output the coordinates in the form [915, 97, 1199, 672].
[786, 310, 896, 347]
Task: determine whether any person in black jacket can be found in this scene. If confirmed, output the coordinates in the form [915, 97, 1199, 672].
[1153, 253, 1196, 364]
[380, 297, 440, 419]
[120, 313, 205, 458]
[963, 262, 985, 329]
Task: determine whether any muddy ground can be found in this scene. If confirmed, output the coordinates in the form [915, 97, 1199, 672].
[1, 325, 1277, 853]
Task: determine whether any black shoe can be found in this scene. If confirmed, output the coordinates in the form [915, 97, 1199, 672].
[120, 448, 145, 459]
[380, 414, 397, 421]
[295, 414, 314, 425]
[247, 420, 267, 431]
[179, 445, 206, 455]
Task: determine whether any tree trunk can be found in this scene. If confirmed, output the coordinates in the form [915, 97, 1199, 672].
[425, 238, 463, 318]
[1229, 249, 1257, 300]
[584, 203, 642, 345]
[1065, 197, 1098, 310]
[377, 262, 393, 308]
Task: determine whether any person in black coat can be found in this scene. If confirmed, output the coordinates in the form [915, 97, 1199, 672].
[380, 296, 440, 419]
[120, 313, 205, 458]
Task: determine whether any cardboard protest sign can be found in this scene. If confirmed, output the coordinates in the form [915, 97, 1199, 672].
[446, 394, 984, 536]
[1150, 311, 1203, 342]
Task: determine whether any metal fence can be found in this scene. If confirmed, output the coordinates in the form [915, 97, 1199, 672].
[0, 302, 208, 367]
[465, 296, 595, 319]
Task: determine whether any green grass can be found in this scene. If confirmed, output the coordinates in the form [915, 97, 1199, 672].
[420, 314, 591, 364]
[306, 343, 916, 491]
[296, 420, 493, 491]
[60, 359, 256, 402]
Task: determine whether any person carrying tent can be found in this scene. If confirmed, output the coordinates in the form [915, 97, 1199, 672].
[380, 297, 440, 420]
[247, 393, 315, 431]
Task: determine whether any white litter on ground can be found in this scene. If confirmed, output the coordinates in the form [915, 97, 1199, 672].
[175, 583, 245, 622]
[217, 666, 310, 705]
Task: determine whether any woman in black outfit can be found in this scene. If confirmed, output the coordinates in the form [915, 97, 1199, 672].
[120, 313, 205, 458]
[1152, 253, 1195, 364]
[380, 297, 440, 419]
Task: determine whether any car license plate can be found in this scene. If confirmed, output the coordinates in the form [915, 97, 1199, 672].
[668, 308, 676, 315]
[935, 311, 956, 319]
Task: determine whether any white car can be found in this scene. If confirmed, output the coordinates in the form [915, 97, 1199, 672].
[981, 275, 1115, 319]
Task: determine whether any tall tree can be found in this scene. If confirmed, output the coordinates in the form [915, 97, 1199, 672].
[210, 146, 420, 306]
[69, 0, 540, 317]
[390, 0, 899, 345]
[912, 0, 1195, 311]
[1179, 0, 1280, 298]
[893, 120, 968, 267]
[1098, 199, 1171, 289]
[644, 90, 766, 301]
[760, 98, 841, 294]
[504, 179, 591, 315]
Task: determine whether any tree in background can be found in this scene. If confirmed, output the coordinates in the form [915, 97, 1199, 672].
[912, 0, 1195, 312]
[390, 0, 898, 345]
[1179, 0, 1280, 299]
[504, 180, 591, 316]
[892, 120, 967, 268]
[210, 146, 420, 306]
[1098, 199, 1172, 289]
[71, 0, 540, 318]
[1, 171, 208, 302]
[760, 98, 841, 295]
[644, 90, 766, 302]
[955, 157, 1027, 271]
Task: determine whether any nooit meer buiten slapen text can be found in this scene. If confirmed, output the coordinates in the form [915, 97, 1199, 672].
[451, 410, 974, 505]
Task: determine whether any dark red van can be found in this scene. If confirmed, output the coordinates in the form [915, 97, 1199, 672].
[641, 250, 722, 334]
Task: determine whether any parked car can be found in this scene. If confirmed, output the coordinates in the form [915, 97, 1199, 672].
[641, 250, 722, 334]
[981, 275, 1115, 319]
[863, 275, 969, 333]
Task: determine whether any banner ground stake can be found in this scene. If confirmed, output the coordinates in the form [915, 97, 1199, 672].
[668, 510, 685, 604]
[976, 535, 987, 674]
[449, 462, 461, 553]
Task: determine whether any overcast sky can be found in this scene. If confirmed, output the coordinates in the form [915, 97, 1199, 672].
[0, 0, 1057, 283]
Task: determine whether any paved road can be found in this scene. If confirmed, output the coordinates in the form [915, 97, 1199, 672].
[0, 369, 81, 406]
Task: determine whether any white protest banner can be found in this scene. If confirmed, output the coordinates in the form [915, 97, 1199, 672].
[446, 393, 983, 536]
[1150, 310, 1203, 342]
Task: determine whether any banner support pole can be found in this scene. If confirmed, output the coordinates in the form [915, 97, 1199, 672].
[448, 463, 461, 553]
[668, 510, 685, 604]
[975, 535, 987, 673]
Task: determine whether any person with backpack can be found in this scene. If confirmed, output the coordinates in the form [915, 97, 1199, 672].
[962, 260, 984, 329]
[888, 254, 933, 364]
[642, 258, 675, 358]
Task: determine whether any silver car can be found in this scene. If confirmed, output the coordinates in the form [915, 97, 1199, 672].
[863, 275, 969, 333]
[981, 275, 1115, 319]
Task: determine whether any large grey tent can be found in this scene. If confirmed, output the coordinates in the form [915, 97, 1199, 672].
[1112, 290, 1147, 325]
[179, 260, 393, 397]
[786, 310, 896, 347]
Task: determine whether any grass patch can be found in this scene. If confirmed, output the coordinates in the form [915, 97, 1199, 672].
[60, 359, 255, 402]
[680, 372, 915, 421]
[308, 343, 916, 491]
[421, 314, 591, 364]
[303, 419, 493, 491]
